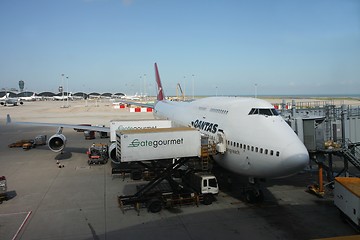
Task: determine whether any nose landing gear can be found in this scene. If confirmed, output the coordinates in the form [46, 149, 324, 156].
[243, 177, 264, 203]
[244, 189, 264, 203]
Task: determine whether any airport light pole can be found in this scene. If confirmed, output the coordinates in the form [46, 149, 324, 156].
[183, 76, 186, 101]
[66, 76, 69, 107]
[139, 75, 142, 96]
[144, 74, 147, 98]
[61, 74, 64, 107]
[192, 74, 194, 100]
[254, 83, 258, 98]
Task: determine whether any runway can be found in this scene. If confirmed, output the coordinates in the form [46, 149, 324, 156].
[0, 100, 358, 240]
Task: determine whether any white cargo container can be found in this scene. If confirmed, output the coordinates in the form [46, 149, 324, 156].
[116, 127, 201, 162]
[334, 177, 360, 227]
[109, 119, 172, 142]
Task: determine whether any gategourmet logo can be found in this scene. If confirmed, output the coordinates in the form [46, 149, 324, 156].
[128, 138, 184, 148]
[118, 126, 157, 131]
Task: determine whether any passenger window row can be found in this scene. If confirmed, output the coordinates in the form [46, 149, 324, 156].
[210, 108, 228, 115]
[227, 140, 280, 157]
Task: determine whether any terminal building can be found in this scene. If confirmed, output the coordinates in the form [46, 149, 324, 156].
[0, 91, 125, 99]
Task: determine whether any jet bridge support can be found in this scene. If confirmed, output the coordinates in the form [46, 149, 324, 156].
[341, 141, 360, 171]
[307, 141, 360, 197]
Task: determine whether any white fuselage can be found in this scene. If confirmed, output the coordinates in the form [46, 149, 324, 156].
[19, 94, 36, 101]
[1, 94, 23, 106]
[154, 97, 309, 178]
[53, 96, 71, 101]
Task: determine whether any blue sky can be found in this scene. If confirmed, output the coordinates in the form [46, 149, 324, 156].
[0, 0, 359, 96]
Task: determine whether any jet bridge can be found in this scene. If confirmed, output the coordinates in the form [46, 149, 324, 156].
[280, 100, 360, 195]
[339, 141, 360, 172]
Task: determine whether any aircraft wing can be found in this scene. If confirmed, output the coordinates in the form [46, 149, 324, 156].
[114, 100, 155, 108]
[6, 114, 110, 132]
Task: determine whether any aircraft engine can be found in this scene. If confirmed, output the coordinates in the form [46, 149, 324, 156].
[48, 134, 67, 152]
[109, 142, 118, 163]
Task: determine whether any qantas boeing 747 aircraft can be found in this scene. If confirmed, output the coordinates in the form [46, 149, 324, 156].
[7, 63, 309, 202]
[151, 63, 308, 179]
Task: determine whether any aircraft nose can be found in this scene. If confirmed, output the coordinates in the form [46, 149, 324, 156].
[280, 142, 309, 175]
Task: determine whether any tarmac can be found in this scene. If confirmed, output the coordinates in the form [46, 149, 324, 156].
[0, 100, 359, 240]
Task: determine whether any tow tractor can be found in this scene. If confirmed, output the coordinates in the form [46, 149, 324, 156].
[87, 143, 109, 164]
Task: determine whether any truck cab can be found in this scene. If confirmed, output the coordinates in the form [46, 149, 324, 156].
[183, 171, 219, 195]
[200, 173, 219, 195]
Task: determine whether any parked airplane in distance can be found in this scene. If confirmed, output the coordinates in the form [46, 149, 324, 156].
[1, 93, 23, 106]
[121, 93, 141, 100]
[0, 93, 9, 101]
[53, 93, 73, 101]
[6, 63, 309, 202]
[19, 93, 37, 101]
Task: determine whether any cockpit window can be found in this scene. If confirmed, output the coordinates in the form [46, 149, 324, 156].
[271, 108, 279, 116]
[258, 109, 273, 116]
[249, 108, 259, 115]
[248, 108, 279, 116]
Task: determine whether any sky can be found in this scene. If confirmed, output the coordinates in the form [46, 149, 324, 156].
[0, 0, 359, 96]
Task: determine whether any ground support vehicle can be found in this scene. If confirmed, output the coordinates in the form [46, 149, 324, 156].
[87, 143, 109, 164]
[117, 158, 218, 214]
[334, 177, 360, 230]
[84, 131, 95, 140]
[8, 135, 47, 150]
[0, 176, 7, 204]
[109, 119, 172, 142]
[116, 127, 201, 162]
[112, 131, 214, 181]
[8, 139, 33, 148]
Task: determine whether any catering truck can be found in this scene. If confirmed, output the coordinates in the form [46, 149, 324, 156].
[116, 127, 201, 162]
[334, 177, 360, 229]
[115, 127, 218, 213]
[109, 119, 172, 142]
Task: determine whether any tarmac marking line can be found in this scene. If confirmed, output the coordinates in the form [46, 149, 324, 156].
[12, 210, 32, 240]
[0, 211, 29, 217]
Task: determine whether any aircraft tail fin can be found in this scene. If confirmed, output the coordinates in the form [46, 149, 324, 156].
[154, 63, 165, 101]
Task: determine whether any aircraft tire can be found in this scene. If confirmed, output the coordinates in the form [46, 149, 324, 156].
[130, 170, 142, 180]
[245, 189, 264, 204]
